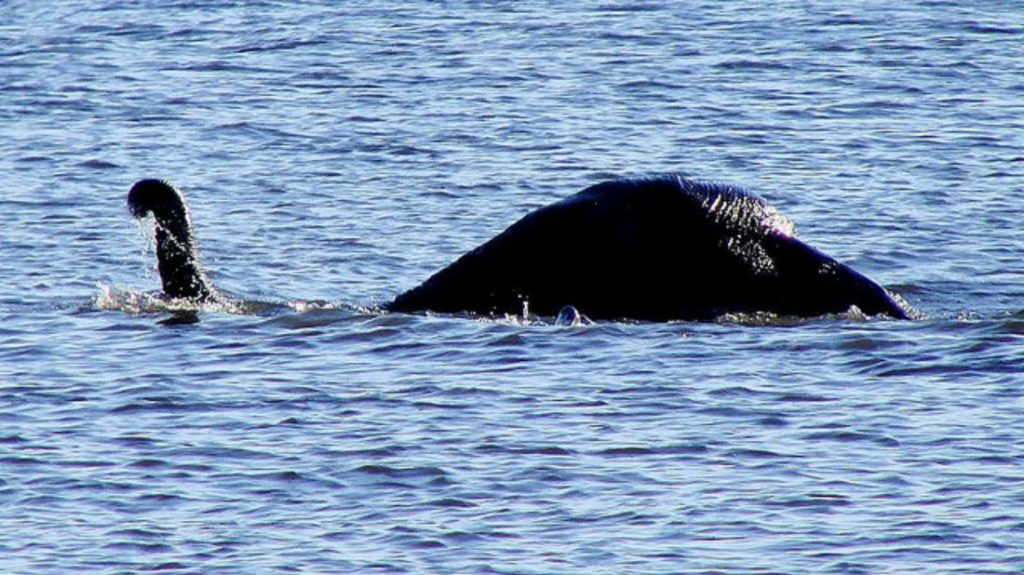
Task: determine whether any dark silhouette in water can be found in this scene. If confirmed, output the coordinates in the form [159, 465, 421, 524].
[127, 179, 216, 302]
[127, 176, 912, 321]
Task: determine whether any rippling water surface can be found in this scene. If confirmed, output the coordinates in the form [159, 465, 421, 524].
[3, 1, 1024, 573]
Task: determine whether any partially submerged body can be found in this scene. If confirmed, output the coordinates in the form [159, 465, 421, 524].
[387, 176, 911, 321]
[127, 175, 913, 322]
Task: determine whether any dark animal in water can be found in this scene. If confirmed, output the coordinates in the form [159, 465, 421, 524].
[126, 175, 912, 321]
[128, 179, 215, 302]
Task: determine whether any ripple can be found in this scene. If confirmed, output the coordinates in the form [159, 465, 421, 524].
[101, 541, 175, 553]
[714, 58, 792, 71]
[76, 158, 120, 170]
[354, 464, 449, 480]
[6, 2, 1024, 573]
[428, 497, 476, 509]
[802, 430, 901, 448]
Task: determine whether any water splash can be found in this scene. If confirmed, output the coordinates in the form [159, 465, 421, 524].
[92, 282, 304, 317]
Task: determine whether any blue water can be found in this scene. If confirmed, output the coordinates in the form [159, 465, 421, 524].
[3, 1, 1024, 573]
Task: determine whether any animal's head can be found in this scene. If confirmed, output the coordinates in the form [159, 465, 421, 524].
[127, 179, 189, 221]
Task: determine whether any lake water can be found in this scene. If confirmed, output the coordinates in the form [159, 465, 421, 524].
[3, 1, 1024, 573]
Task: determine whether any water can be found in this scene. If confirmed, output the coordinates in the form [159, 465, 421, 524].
[2, 1, 1024, 573]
